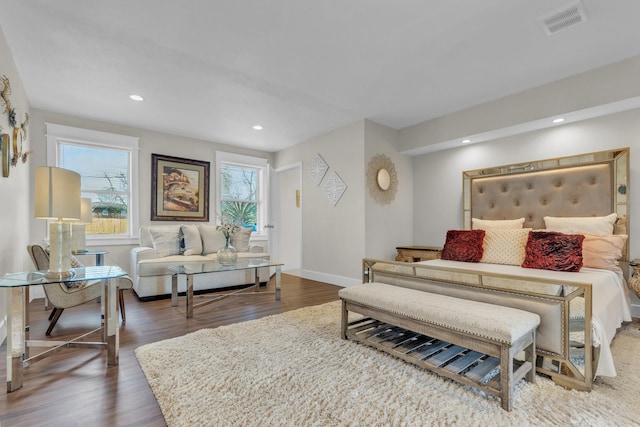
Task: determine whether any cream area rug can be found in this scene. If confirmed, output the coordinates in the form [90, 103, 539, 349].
[135, 301, 640, 426]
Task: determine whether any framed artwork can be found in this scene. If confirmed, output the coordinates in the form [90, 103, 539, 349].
[151, 153, 210, 221]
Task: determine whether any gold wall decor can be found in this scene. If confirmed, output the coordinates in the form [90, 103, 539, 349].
[366, 153, 398, 205]
[1, 133, 9, 177]
[0, 75, 14, 126]
[1, 76, 31, 166]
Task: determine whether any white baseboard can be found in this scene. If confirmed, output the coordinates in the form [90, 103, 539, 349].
[300, 269, 360, 288]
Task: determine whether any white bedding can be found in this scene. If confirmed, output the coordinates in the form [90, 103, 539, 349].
[419, 259, 632, 377]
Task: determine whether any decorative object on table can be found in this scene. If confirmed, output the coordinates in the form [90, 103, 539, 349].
[366, 153, 398, 205]
[323, 171, 347, 206]
[216, 222, 240, 265]
[151, 153, 210, 222]
[34, 166, 81, 278]
[309, 153, 328, 186]
[1, 133, 9, 177]
[71, 197, 94, 253]
[629, 258, 640, 299]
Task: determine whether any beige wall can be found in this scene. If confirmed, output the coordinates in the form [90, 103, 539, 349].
[0, 26, 31, 343]
[27, 109, 273, 274]
[363, 120, 413, 260]
[275, 121, 366, 285]
[411, 108, 640, 315]
[274, 119, 414, 285]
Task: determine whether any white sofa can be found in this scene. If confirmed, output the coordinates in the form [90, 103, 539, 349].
[130, 224, 270, 299]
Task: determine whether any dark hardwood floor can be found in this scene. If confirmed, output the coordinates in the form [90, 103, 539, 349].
[0, 275, 341, 427]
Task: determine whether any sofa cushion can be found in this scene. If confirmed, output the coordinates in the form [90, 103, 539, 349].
[148, 226, 181, 257]
[198, 224, 227, 255]
[231, 227, 253, 252]
[180, 224, 203, 256]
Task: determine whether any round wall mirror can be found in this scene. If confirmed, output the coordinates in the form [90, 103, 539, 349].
[366, 154, 398, 205]
[377, 168, 391, 190]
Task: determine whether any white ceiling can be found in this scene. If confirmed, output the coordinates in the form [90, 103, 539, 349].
[1, 0, 640, 153]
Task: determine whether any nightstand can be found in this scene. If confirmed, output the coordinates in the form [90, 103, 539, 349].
[395, 245, 442, 262]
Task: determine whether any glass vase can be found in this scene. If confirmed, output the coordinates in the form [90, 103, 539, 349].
[217, 240, 238, 266]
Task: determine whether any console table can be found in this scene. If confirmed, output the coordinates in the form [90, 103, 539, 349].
[395, 245, 442, 262]
[0, 266, 126, 392]
[169, 260, 284, 318]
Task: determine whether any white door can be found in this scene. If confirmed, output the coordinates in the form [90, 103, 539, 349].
[271, 163, 302, 275]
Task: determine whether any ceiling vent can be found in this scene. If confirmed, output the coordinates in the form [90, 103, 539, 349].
[540, 1, 587, 35]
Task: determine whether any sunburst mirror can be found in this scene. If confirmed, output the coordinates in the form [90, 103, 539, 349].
[367, 154, 398, 205]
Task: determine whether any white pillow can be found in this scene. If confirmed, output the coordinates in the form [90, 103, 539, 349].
[472, 217, 525, 229]
[198, 224, 227, 255]
[582, 233, 627, 273]
[480, 228, 531, 265]
[148, 226, 181, 257]
[180, 225, 203, 256]
[543, 213, 617, 236]
[231, 227, 253, 252]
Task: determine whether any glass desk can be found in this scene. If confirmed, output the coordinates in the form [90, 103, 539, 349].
[0, 266, 126, 392]
[169, 260, 284, 318]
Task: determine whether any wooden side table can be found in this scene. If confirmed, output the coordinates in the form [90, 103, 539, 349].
[395, 245, 442, 262]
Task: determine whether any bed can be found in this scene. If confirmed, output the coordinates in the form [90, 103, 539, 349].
[363, 148, 632, 391]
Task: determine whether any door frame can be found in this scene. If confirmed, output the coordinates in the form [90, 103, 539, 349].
[271, 162, 302, 274]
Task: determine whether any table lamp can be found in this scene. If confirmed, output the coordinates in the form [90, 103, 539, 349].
[34, 166, 81, 278]
[71, 197, 93, 253]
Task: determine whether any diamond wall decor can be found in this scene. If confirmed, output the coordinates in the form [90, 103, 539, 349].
[309, 154, 329, 186]
[323, 171, 347, 206]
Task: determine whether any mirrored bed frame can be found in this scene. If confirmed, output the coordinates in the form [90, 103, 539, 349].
[362, 148, 630, 391]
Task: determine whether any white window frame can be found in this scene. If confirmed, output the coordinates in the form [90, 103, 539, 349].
[46, 123, 140, 246]
[215, 151, 269, 239]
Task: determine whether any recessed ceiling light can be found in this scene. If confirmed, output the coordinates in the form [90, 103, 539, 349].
[129, 94, 144, 101]
[552, 118, 565, 123]
[462, 139, 471, 144]
[252, 125, 263, 130]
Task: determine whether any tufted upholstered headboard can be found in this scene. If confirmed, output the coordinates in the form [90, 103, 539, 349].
[462, 148, 630, 260]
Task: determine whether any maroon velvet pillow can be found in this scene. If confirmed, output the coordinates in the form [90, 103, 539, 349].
[521, 231, 585, 272]
[441, 230, 486, 263]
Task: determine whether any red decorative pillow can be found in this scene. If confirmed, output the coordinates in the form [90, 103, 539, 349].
[441, 230, 486, 263]
[521, 231, 585, 272]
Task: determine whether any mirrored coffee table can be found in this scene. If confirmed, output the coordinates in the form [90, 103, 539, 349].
[168, 260, 284, 318]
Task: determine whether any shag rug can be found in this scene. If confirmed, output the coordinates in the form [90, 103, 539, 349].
[135, 301, 640, 426]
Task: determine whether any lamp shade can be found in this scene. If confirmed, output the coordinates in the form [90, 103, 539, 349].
[80, 197, 93, 224]
[34, 166, 81, 220]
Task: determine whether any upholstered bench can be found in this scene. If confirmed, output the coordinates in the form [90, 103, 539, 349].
[339, 282, 540, 411]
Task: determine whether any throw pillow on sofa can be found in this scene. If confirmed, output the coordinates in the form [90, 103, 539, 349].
[198, 224, 227, 255]
[180, 224, 203, 256]
[149, 226, 181, 257]
[231, 227, 253, 252]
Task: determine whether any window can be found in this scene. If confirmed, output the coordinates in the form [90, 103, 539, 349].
[46, 123, 139, 245]
[216, 152, 268, 237]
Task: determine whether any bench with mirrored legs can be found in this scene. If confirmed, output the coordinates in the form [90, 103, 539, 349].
[339, 282, 539, 411]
